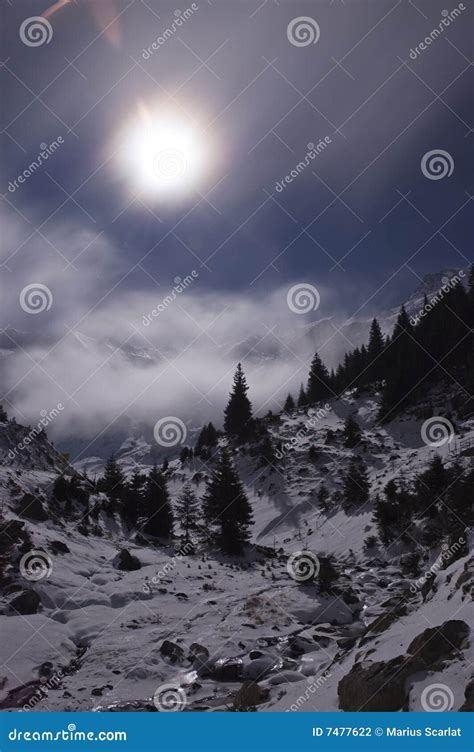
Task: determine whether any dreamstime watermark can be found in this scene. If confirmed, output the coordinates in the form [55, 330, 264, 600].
[143, 540, 195, 593]
[153, 683, 187, 711]
[19, 549, 53, 582]
[421, 683, 454, 712]
[276, 403, 331, 459]
[409, 4, 466, 60]
[8, 726, 127, 742]
[142, 271, 198, 326]
[154, 149, 187, 182]
[19, 283, 53, 314]
[23, 670, 64, 711]
[287, 16, 320, 47]
[8, 138, 64, 193]
[421, 416, 454, 448]
[153, 416, 187, 447]
[287, 550, 320, 582]
[275, 137, 332, 193]
[142, 5, 199, 59]
[421, 149, 454, 180]
[8, 403, 64, 461]
[410, 536, 465, 593]
[286, 669, 332, 711]
[410, 270, 464, 325]
[19, 16, 53, 47]
[287, 283, 321, 314]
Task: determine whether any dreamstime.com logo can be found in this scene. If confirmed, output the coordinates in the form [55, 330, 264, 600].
[276, 403, 331, 459]
[153, 683, 187, 711]
[287, 16, 320, 47]
[142, 271, 198, 326]
[23, 671, 64, 711]
[19, 16, 53, 47]
[143, 540, 195, 593]
[153, 416, 187, 447]
[420, 416, 454, 448]
[8, 138, 64, 193]
[154, 149, 187, 182]
[409, 4, 466, 60]
[287, 283, 320, 314]
[410, 270, 464, 326]
[8, 725, 127, 742]
[421, 683, 455, 711]
[20, 283, 53, 314]
[286, 669, 332, 711]
[19, 550, 53, 582]
[274, 137, 332, 193]
[8, 403, 64, 461]
[287, 550, 320, 582]
[421, 149, 454, 181]
[142, 5, 199, 59]
[410, 536, 465, 593]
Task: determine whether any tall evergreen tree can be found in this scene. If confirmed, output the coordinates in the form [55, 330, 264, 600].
[122, 469, 146, 526]
[379, 306, 421, 421]
[224, 363, 253, 442]
[142, 465, 174, 539]
[306, 352, 332, 403]
[297, 383, 308, 408]
[175, 484, 201, 548]
[203, 449, 253, 554]
[343, 414, 362, 448]
[342, 457, 370, 510]
[367, 318, 385, 383]
[99, 455, 126, 504]
[195, 422, 218, 456]
[283, 393, 295, 412]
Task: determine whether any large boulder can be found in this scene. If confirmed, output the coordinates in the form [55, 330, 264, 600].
[49, 540, 70, 555]
[338, 655, 423, 711]
[407, 620, 469, 665]
[9, 589, 41, 615]
[160, 640, 185, 663]
[18, 494, 48, 522]
[112, 549, 141, 571]
[213, 656, 243, 681]
[459, 678, 474, 712]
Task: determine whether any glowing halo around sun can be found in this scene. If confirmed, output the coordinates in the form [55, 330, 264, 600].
[120, 105, 209, 199]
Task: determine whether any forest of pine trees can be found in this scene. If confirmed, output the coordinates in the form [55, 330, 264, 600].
[46, 268, 473, 559]
[282, 267, 474, 422]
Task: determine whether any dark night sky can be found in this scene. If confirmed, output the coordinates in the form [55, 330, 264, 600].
[0, 0, 472, 439]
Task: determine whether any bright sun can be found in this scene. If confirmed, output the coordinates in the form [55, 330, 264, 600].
[123, 106, 207, 198]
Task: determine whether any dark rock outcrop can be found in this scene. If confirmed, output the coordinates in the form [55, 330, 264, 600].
[9, 589, 41, 615]
[112, 549, 141, 572]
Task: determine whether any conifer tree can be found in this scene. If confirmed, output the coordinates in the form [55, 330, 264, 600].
[99, 455, 126, 504]
[175, 484, 201, 549]
[195, 422, 218, 456]
[259, 435, 276, 468]
[342, 457, 370, 510]
[297, 383, 308, 408]
[367, 318, 385, 383]
[306, 352, 332, 403]
[224, 363, 253, 442]
[203, 448, 253, 554]
[283, 393, 295, 412]
[142, 465, 174, 539]
[343, 414, 362, 448]
[379, 306, 420, 421]
[122, 469, 145, 526]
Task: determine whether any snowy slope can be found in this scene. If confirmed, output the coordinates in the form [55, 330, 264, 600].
[0, 385, 472, 713]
